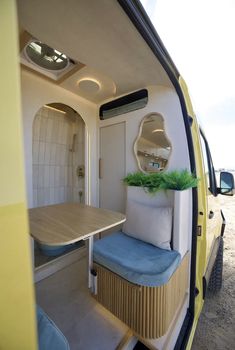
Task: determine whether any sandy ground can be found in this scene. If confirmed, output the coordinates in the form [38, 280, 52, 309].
[192, 195, 235, 350]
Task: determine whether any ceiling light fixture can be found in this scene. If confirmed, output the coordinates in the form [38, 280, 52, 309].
[77, 78, 101, 94]
[152, 129, 164, 133]
[44, 105, 66, 114]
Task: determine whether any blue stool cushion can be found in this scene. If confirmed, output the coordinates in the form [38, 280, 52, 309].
[37, 306, 70, 350]
[93, 231, 181, 287]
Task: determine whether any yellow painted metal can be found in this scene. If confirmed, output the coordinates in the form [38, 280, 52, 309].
[0, 2, 222, 348]
[0, 1, 37, 349]
[179, 76, 222, 349]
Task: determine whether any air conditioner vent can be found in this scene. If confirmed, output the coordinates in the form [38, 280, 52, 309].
[99, 89, 148, 120]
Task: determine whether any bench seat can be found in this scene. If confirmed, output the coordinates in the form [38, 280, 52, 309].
[93, 231, 181, 287]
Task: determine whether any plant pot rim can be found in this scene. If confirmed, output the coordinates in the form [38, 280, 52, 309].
[127, 185, 192, 191]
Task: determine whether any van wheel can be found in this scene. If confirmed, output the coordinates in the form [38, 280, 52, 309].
[208, 237, 223, 293]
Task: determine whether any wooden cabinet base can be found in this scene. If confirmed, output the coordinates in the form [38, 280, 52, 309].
[93, 253, 189, 339]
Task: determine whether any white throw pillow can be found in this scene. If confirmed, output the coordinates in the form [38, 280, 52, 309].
[122, 200, 172, 250]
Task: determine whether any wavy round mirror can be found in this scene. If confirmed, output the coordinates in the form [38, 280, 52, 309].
[134, 113, 172, 173]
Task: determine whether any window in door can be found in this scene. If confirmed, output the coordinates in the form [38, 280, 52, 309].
[199, 130, 217, 196]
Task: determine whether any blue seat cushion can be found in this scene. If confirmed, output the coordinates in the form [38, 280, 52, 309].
[93, 231, 181, 287]
[37, 306, 70, 350]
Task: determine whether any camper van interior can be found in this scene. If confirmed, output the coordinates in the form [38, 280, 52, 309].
[17, 1, 194, 349]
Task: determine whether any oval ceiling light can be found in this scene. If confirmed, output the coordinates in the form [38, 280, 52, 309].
[25, 41, 70, 71]
[78, 78, 101, 94]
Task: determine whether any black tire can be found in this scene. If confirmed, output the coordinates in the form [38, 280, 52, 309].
[208, 237, 224, 293]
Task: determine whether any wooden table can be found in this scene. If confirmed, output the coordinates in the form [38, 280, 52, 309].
[29, 203, 126, 287]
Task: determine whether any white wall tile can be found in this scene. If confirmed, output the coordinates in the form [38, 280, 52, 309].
[33, 189, 38, 208]
[38, 165, 44, 188]
[39, 117, 48, 141]
[54, 189, 60, 204]
[64, 148, 69, 166]
[48, 108, 54, 120]
[59, 166, 65, 186]
[60, 145, 66, 166]
[37, 189, 45, 206]
[38, 142, 45, 165]
[44, 188, 50, 205]
[77, 123, 85, 144]
[32, 165, 39, 189]
[41, 106, 49, 119]
[50, 143, 57, 165]
[67, 125, 72, 150]
[67, 187, 73, 202]
[76, 147, 84, 165]
[68, 166, 72, 186]
[62, 122, 68, 145]
[49, 187, 55, 204]
[32, 108, 85, 208]
[58, 121, 64, 144]
[51, 118, 59, 143]
[55, 144, 61, 165]
[68, 150, 73, 165]
[55, 166, 60, 187]
[44, 142, 51, 165]
[73, 191, 79, 202]
[44, 166, 50, 188]
[49, 166, 55, 187]
[72, 167, 77, 188]
[33, 116, 41, 141]
[32, 141, 39, 165]
[55, 112, 63, 122]
[59, 187, 65, 203]
[46, 118, 53, 142]
[64, 166, 68, 186]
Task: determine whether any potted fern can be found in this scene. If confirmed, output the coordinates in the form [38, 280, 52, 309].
[123, 169, 198, 193]
[123, 169, 198, 205]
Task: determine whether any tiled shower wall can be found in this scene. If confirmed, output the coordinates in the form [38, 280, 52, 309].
[32, 106, 85, 207]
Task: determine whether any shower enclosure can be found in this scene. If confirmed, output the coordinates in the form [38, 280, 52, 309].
[32, 103, 85, 267]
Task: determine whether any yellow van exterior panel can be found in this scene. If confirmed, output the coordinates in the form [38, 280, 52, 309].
[0, 1, 26, 207]
[0, 1, 37, 349]
[178, 77, 195, 118]
[0, 204, 37, 350]
[179, 76, 207, 349]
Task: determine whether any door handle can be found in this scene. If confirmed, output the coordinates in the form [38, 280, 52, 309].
[209, 210, 214, 219]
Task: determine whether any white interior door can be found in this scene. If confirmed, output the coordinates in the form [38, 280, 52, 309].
[99, 123, 126, 213]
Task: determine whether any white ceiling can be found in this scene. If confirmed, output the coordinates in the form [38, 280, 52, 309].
[17, 0, 173, 104]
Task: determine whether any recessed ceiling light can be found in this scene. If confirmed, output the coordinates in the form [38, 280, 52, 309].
[78, 78, 101, 94]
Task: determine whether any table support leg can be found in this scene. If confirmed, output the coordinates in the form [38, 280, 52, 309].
[88, 236, 94, 289]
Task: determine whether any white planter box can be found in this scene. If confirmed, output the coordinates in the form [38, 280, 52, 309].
[127, 186, 174, 207]
[173, 189, 192, 257]
[126, 186, 192, 257]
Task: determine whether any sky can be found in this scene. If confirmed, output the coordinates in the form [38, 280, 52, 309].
[141, 0, 235, 170]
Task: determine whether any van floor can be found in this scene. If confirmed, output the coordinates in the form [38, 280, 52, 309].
[36, 257, 129, 350]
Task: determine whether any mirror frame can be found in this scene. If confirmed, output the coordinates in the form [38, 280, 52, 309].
[219, 171, 234, 196]
[134, 113, 172, 174]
